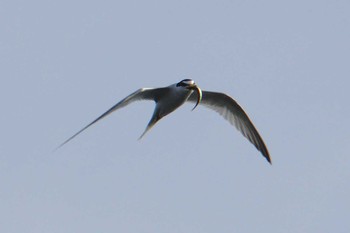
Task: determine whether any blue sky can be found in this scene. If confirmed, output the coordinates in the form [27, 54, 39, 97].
[1, 0, 349, 232]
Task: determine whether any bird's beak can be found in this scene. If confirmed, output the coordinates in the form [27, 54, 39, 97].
[187, 85, 202, 111]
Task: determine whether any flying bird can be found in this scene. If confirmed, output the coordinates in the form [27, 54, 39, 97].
[57, 79, 271, 163]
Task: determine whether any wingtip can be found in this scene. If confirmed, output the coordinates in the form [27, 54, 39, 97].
[53, 143, 65, 153]
[137, 134, 144, 141]
[264, 153, 272, 165]
[267, 158, 272, 165]
[261, 147, 272, 165]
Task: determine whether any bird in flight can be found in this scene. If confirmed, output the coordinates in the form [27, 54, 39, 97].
[57, 79, 271, 164]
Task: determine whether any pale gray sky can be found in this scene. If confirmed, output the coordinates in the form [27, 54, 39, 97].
[1, 0, 349, 232]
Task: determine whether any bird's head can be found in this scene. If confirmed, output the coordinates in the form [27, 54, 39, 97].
[176, 79, 202, 111]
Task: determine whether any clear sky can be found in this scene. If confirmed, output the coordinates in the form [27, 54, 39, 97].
[1, 0, 349, 232]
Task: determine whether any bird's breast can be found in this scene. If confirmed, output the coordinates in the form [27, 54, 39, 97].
[157, 88, 192, 117]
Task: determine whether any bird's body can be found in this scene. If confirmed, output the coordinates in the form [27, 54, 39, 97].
[138, 83, 197, 138]
[57, 79, 271, 164]
[155, 84, 193, 116]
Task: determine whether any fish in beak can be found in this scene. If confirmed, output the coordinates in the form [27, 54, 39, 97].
[187, 85, 202, 111]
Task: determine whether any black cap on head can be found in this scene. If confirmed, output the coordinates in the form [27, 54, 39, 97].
[176, 79, 195, 87]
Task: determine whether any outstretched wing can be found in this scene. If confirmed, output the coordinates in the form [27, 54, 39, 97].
[188, 91, 271, 164]
[56, 87, 167, 149]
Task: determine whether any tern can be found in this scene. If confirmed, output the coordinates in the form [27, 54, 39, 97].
[58, 79, 271, 163]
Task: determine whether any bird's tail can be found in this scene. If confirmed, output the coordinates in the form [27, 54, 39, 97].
[138, 111, 161, 140]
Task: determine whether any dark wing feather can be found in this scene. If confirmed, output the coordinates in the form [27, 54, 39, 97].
[188, 91, 271, 164]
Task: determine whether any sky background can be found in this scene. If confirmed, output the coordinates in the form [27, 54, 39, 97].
[1, 0, 349, 232]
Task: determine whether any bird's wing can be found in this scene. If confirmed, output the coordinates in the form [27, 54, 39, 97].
[188, 91, 271, 163]
[56, 87, 167, 149]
